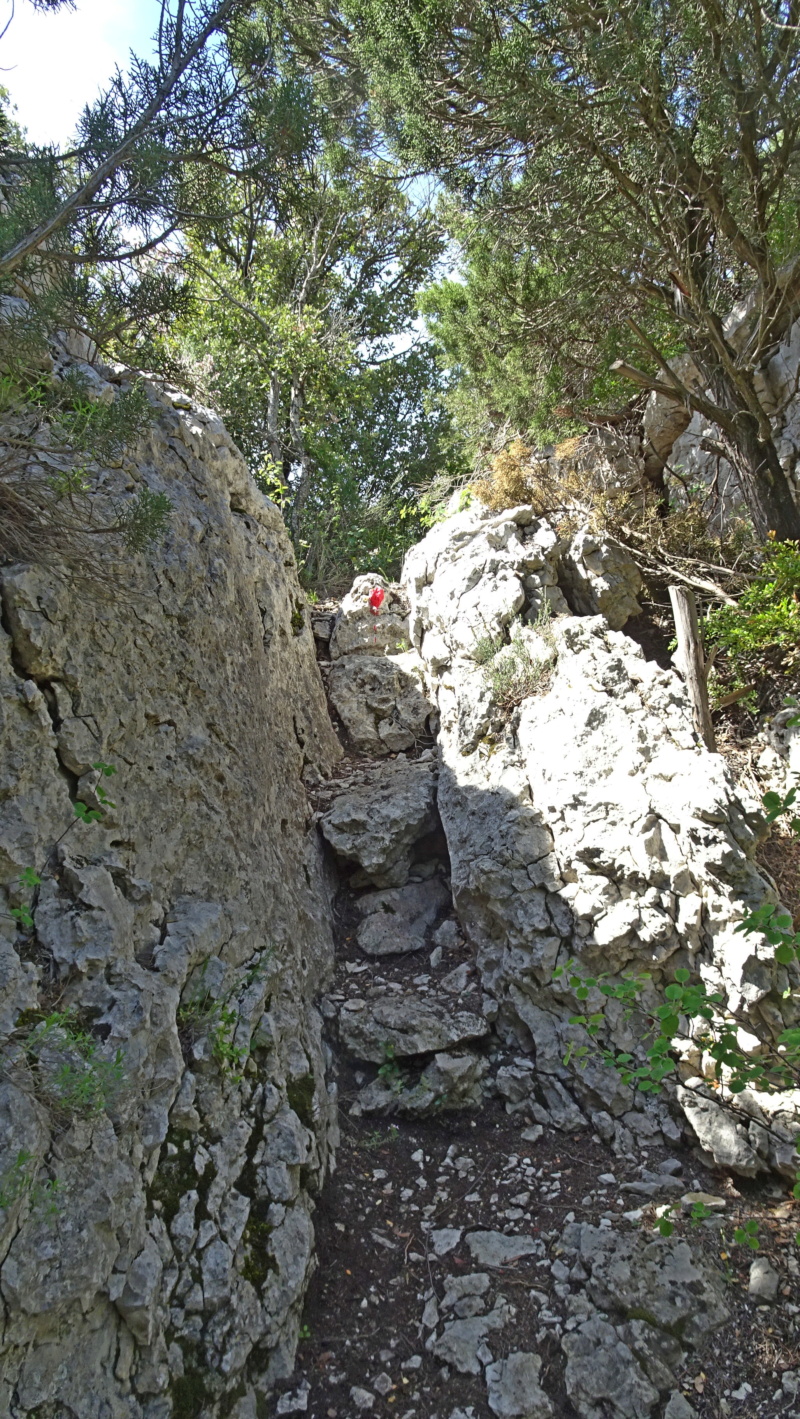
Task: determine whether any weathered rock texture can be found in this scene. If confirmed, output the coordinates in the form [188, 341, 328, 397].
[403, 504, 799, 1168]
[0, 357, 340, 1416]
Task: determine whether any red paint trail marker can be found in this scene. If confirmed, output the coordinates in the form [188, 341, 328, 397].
[369, 585, 385, 643]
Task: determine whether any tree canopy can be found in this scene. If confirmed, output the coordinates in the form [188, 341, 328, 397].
[331, 0, 800, 538]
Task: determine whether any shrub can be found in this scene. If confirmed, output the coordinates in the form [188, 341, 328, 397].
[704, 539, 800, 711]
[474, 612, 557, 711]
[23, 1010, 125, 1118]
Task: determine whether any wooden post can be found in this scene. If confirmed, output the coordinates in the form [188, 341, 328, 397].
[668, 585, 717, 752]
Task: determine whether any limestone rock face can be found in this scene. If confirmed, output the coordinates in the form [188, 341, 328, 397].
[0, 360, 341, 1416]
[652, 317, 800, 517]
[558, 526, 643, 629]
[402, 505, 798, 1166]
[329, 575, 410, 660]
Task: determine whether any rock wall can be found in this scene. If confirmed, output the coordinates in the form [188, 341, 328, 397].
[403, 504, 800, 1172]
[0, 355, 341, 1416]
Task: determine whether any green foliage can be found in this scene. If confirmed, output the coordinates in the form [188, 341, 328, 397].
[471, 631, 505, 666]
[23, 1010, 126, 1117]
[343, 0, 800, 538]
[53, 380, 153, 464]
[0, 1149, 61, 1217]
[118, 489, 174, 553]
[473, 611, 556, 710]
[377, 1042, 405, 1092]
[177, 978, 250, 1079]
[704, 540, 800, 710]
[734, 1218, 761, 1251]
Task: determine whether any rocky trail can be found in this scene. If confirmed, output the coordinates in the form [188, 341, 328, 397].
[2, 357, 799, 1419]
[269, 572, 800, 1419]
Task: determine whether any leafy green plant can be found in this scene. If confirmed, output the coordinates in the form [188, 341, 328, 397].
[654, 1199, 713, 1239]
[377, 1043, 405, 1093]
[734, 1218, 761, 1251]
[474, 610, 556, 710]
[0, 1149, 61, 1216]
[24, 1010, 125, 1118]
[472, 631, 505, 666]
[178, 977, 250, 1079]
[210, 1005, 249, 1076]
[117, 488, 173, 552]
[360, 1125, 400, 1150]
[704, 539, 800, 711]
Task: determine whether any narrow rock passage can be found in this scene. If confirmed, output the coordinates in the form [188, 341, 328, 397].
[272, 574, 800, 1419]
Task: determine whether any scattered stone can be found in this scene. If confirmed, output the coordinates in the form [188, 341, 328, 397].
[441, 1274, 491, 1312]
[680, 1192, 726, 1212]
[431, 1228, 463, 1257]
[664, 1393, 699, 1419]
[276, 1383, 311, 1415]
[485, 1351, 554, 1418]
[373, 1374, 393, 1397]
[426, 1301, 513, 1375]
[748, 1255, 779, 1304]
[441, 963, 470, 994]
[350, 1387, 375, 1411]
[466, 1232, 539, 1268]
[432, 919, 463, 950]
[562, 1315, 659, 1418]
[521, 1125, 544, 1143]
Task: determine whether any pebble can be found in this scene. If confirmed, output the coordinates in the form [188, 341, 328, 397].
[748, 1256, 779, 1304]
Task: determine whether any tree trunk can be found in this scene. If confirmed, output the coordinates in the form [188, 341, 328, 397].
[668, 585, 716, 752]
[289, 376, 312, 537]
[724, 413, 800, 542]
[711, 366, 800, 541]
[266, 373, 283, 474]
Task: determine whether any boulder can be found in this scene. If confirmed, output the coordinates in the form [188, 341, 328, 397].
[561, 1223, 729, 1347]
[558, 527, 643, 629]
[356, 1050, 487, 1116]
[327, 651, 434, 755]
[329, 576, 410, 659]
[337, 993, 489, 1063]
[319, 760, 438, 887]
[355, 877, 451, 956]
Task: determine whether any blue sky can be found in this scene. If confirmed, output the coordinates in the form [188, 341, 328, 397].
[1, 0, 163, 145]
